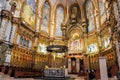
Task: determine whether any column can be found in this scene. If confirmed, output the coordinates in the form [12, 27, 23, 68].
[117, 0, 120, 70]
[10, 23, 17, 43]
[83, 57, 90, 71]
[76, 58, 80, 73]
[68, 58, 71, 73]
[4, 49, 12, 66]
[4, 21, 12, 42]
[82, 18, 87, 53]
[0, 19, 9, 40]
[116, 42, 120, 70]
[99, 57, 108, 80]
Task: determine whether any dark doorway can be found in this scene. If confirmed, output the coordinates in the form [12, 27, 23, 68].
[80, 59, 84, 71]
[71, 58, 76, 73]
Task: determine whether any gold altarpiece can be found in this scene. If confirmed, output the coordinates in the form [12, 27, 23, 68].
[62, 5, 86, 73]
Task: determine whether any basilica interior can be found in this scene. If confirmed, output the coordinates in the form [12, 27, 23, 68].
[0, 0, 120, 80]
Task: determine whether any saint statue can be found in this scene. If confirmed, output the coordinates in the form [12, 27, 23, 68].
[70, 7, 78, 23]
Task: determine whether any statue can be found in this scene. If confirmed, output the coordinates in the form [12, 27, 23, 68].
[10, 2, 16, 14]
[70, 7, 78, 24]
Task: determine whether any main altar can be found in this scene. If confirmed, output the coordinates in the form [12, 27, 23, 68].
[44, 68, 68, 78]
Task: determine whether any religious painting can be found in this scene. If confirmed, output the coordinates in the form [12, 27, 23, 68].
[86, 0, 95, 32]
[56, 6, 64, 36]
[41, 1, 50, 33]
[68, 31, 83, 53]
[22, 0, 36, 27]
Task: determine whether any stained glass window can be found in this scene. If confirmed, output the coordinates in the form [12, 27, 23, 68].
[38, 43, 47, 54]
[41, 2, 50, 33]
[88, 44, 97, 53]
[56, 6, 64, 36]
[22, 0, 36, 26]
[99, 0, 105, 17]
[99, 0, 106, 24]
[0, 0, 4, 10]
[0, 0, 2, 8]
[104, 37, 110, 48]
[86, 0, 95, 32]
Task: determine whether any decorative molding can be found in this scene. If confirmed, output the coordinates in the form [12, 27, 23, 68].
[21, 22, 36, 34]
[11, 17, 21, 24]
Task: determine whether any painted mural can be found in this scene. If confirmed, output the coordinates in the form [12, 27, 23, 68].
[86, 0, 95, 32]
[22, 0, 36, 27]
[56, 6, 64, 36]
[41, 2, 50, 33]
[99, 0, 106, 24]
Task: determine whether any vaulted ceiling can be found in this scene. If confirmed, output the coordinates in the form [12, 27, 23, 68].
[50, 0, 86, 8]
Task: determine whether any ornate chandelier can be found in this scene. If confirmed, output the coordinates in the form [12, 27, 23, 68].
[47, 45, 68, 53]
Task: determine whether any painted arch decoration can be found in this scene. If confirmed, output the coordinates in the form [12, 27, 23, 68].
[22, 0, 36, 27]
[56, 6, 64, 36]
[85, 0, 95, 32]
[41, 1, 50, 33]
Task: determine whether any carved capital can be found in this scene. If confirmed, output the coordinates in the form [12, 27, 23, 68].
[61, 23, 67, 30]
[1, 10, 12, 20]
[82, 18, 86, 27]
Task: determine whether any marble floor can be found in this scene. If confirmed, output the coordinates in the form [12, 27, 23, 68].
[0, 72, 117, 80]
[0, 72, 85, 80]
